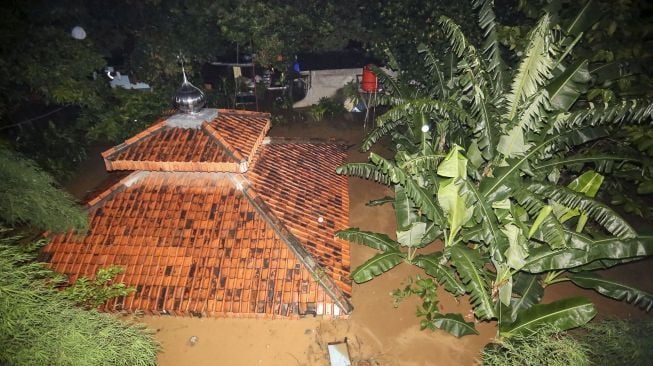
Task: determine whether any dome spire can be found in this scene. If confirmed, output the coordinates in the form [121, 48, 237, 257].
[173, 60, 206, 114]
[182, 63, 189, 83]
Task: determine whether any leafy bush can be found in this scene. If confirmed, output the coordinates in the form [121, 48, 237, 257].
[481, 325, 589, 366]
[393, 276, 478, 336]
[0, 240, 158, 366]
[308, 97, 346, 122]
[0, 147, 87, 232]
[64, 266, 136, 309]
[337, 0, 653, 339]
[481, 318, 653, 365]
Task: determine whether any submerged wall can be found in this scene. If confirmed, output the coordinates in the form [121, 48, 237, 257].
[293, 68, 360, 108]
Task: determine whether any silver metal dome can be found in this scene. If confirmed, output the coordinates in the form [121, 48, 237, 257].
[173, 66, 205, 113]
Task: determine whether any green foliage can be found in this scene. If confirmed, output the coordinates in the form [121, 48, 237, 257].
[83, 87, 171, 143]
[393, 276, 478, 337]
[573, 318, 653, 366]
[509, 0, 653, 217]
[568, 272, 653, 311]
[517, 0, 653, 101]
[0, 0, 366, 177]
[308, 97, 346, 122]
[337, 1, 653, 339]
[216, 0, 363, 66]
[0, 240, 157, 366]
[360, 0, 480, 80]
[64, 266, 136, 309]
[500, 297, 597, 337]
[0, 9, 106, 114]
[0, 147, 87, 232]
[481, 325, 590, 366]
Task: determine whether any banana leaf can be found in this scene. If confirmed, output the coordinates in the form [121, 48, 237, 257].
[439, 178, 474, 245]
[498, 125, 531, 158]
[500, 297, 596, 337]
[461, 180, 508, 259]
[336, 162, 391, 185]
[335, 228, 400, 251]
[397, 222, 427, 248]
[559, 170, 604, 232]
[450, 245, 496, 319]
[360, 119, 406, 152]
[563, 0, 598, 41]
[546, 60, 590, 112]
[533, 153, 641, 172]
[480, 130, 577, 202]
[418, 222, 443, 247]
[530, 206, 566, 249]
[395, 185, 417, 231]
[502, 224, 528, 270]
[526, 181, 636, 238]
[417, 43, 449, 99]
[352, 250, 404, 283]
[511, 272, 544, 320]
[504, 14, 553, 121]
[568, 272, 653, 312]
[400, 154, 446, 175]
[431, 313, 479, 337]
[570, 257, 641, 272]
[437, 145, 467, 178]
[522, 233, 653, 273]
[369, 153, 447, 225]
[413, 253, 465, 295]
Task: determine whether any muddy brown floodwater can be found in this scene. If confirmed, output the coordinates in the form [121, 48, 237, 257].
[66, 115, 652, 366]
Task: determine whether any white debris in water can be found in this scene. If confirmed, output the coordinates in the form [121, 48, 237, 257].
[188, 335, 199, 346]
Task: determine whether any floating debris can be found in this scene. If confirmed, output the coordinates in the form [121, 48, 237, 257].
[188, 335, 199, 346]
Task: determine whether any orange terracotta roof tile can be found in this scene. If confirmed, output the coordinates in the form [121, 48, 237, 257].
[207, 110, 270, 168]
[43, 172, 346, 317]
[246, 139, 352, 296]
[103, 109, 270, 173]
[45, 109, 353, 318]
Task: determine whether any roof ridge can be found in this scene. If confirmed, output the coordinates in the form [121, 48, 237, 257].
[202, 122, 247, 171]
[265, 137, 351, 146]
[231, 174, 353, 315]
[217, 108, 270, 117]
[85, 171, 149, 209]
[101, 117, 169, 159]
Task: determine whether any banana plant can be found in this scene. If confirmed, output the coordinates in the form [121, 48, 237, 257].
[337, 0, 653, 339]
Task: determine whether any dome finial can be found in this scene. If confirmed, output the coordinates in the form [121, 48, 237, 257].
[181, 60, 189, 84]
[173, 58, 205, 114]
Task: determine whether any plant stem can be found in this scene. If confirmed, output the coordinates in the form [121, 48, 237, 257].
[543, 270, 567, 286]
[546, 276, 571, 286]
[407, 247, 417, 262]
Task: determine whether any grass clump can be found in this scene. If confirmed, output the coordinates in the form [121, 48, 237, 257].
[480, 325, 589, 366]
[574, 318, 653, 366]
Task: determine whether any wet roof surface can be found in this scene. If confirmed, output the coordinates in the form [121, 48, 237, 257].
[102, 110, 270, 172]
[248, 140, 351, 296]
[44, 109, 352, 317]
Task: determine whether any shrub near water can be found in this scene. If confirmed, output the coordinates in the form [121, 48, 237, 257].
[0, 242, 158, 366]
[480, 325, 589, 366]
[336, 0, 653, 340]
[574, 318, 653, 366]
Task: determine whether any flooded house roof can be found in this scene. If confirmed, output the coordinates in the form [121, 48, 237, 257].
[101, 110, 269, 172]
[43, 109, 352, 318]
